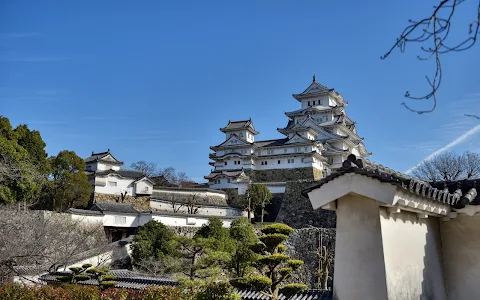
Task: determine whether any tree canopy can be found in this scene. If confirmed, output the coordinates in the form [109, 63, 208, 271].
[0, 116, 48, 204]
[412, 151, 480, 181]
[245, 184, 272, 223]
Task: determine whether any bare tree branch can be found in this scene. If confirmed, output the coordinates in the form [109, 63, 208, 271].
[382, 0, 480, 114]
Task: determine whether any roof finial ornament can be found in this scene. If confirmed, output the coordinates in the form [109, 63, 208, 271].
[92, 151, 94, 155]
[313, 74, 316, 82]
[107, 148, 110, 152]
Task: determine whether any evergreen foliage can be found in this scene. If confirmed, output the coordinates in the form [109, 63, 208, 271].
[229, 223, 306, 300]
[245, 184, 272, 222]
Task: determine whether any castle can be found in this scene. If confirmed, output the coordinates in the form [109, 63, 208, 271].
[205, 76, 370, 194]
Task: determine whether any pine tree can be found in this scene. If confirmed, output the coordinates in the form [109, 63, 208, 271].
[230, 223, 307, 300]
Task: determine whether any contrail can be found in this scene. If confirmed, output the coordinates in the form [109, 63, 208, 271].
[405, 124, 480, 174]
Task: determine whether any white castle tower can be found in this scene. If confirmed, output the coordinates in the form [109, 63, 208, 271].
[205, 75, 370, 194]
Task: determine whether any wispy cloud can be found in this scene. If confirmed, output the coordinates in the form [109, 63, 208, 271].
[405, 124, 480, 174]
[0, 33, 41, 38]
[0, 55, 67, 62]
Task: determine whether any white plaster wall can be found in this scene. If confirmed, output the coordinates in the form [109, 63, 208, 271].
[440, 214, 480, 300]
[102, 213, 139, 227]
[135, 180, 153, 195]
[253, 157, 315, 170]
[380, 208, 446, 300]
[150, 200, 244, 217]
[70, 214, 104, 225]
[153, 188, 227, 201]
[96, 162, 120, 171]
[264, 185, 286, 194]
[149, 215, 233, 228]
[333, 194, 388, 300]
[94, 176, 135, 196]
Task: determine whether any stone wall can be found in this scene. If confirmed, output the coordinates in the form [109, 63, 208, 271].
[248, 167, 318, 183]
[275, 181, 336, 229]
[94, 193, 150, 210]
[286, 228, 336, 289]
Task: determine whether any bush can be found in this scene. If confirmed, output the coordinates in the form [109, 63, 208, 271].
[196, 281, 240, 300]
[260, 223, 294, 236]
[142, 286, 183, 300]
[282, 283, 308, 298]
[0, 284, 183, 300]
[230, 275, 272, 290]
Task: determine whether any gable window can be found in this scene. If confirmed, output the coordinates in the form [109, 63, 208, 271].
[144, 186, 149, 192]
[86, 165, 91, 171]
[108, 181, 117, 187]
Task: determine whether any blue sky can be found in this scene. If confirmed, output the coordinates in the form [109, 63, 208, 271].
[1, 1, 479, 182]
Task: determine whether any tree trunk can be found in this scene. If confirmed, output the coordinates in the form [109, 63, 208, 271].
[247, 195, 251, 221]
[261, 205, 264, 223]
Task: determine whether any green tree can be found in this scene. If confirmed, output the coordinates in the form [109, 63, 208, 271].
[174, 235, 230, 282]
[229, 217, 258, 278]
[131, 220, 177, 273]
[195, 217, 235, 253]
[0, 117, 46, 205]
[42, 150, 91, 211]
[230, 223, 307, 300]
[245, 184, 272, 223]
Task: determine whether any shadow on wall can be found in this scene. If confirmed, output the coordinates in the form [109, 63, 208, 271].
[276, 181, 336, 228]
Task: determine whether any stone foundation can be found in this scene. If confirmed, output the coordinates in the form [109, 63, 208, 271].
[94, 193, 150, 210]
[286, 228, 336, 289]
[248, 167, 321, 182]
[275, 181, 336, 229]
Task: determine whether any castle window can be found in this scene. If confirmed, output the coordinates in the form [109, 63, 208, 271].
[284, 149, 287, 153]
[108, 181, 117, 187]
[278, 160, 281, 164]
[239, 133, 243, 137]
[86, 165, 91, 171]
[301, 158, 305, 162]
[308, 101, 310, 106]
[313, 101, 316, 105]
[225, 162, 227, 166]
[228, 179, 231, 183]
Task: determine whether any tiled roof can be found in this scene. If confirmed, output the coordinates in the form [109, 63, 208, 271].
[65, 208, 104, 216]
[430, 179, 480, 208]
[84, 150, 123, 165]
[221, 119, 259, 134]
[254, 138, 289, 148]
[205, 170, 248, 180]
[285, 106, 341, 117]
[237, 289, 332, 300]
[150, 175, 178, 187]
[302, 154, 465, 206]
[40, 269, 177, 289]
[95, 169, 146, 179]
[91, 201, 139, 214]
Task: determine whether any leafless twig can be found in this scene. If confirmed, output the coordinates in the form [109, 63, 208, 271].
[382, 0, 480, 114]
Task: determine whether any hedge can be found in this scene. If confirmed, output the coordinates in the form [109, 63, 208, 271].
[0, 284, 182, 300]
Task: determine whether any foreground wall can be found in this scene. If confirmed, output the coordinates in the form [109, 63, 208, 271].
[379, 209, 446, 300]
[334, 195, 388, 300]
[441, 214, 480, 300]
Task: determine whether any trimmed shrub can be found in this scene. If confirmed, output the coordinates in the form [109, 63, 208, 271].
[282, 283, 308, 298]
[260, 223, 294, 236]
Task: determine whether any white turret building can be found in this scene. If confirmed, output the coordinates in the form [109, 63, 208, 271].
[205, 76, 370, 194]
